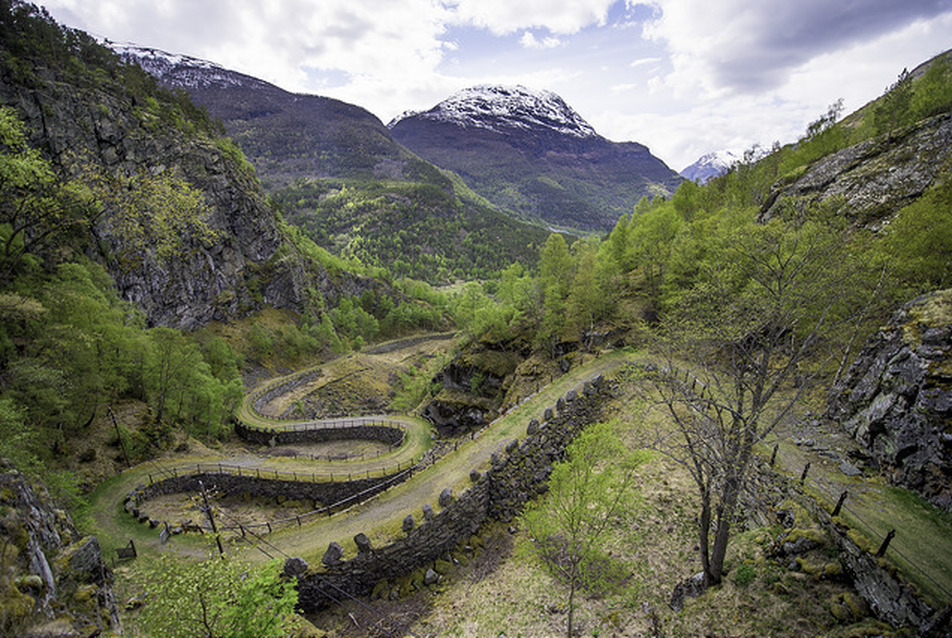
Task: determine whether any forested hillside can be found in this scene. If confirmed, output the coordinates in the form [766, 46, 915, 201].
[0, 1, 449, 487]
[117, 45, 554, 284]
[2, 1, 952, 634]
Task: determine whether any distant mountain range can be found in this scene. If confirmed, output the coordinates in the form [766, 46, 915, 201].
[389, 85, 683, 232]
[117, 45, 683, 240]
[112, 44, 424, 188]
[680, 150, 739, 184]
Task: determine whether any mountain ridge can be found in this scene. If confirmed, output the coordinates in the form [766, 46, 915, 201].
[390, 84, 683, 232]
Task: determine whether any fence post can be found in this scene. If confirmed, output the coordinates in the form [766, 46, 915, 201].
[799, 462, 811, 486]
[770, 444, 779, 468]
[876, 529, 896, 557]
[832, 490, 848, 517]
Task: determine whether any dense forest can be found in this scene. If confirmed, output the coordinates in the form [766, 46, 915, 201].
[2, 1, 952, 635]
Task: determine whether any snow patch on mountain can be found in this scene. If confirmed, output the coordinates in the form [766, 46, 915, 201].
[390, 85, 598, 139]
[108, 42, 271, 91]
[680, 150, 740, 183]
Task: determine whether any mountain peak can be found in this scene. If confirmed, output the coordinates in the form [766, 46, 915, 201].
[391, 84, 598, 139]
[109, 42, 274, 91]
[680, 150, 739, 184]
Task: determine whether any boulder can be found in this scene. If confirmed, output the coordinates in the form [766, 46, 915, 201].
[438, 488, 454, 508]
[354, 533, 373, 554]
[321, 542, 343, 567]
[828, 289, 952, 511]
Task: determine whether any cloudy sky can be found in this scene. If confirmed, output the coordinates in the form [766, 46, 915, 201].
[41, 0, 952, 170]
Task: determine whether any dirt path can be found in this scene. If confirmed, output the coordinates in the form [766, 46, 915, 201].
[768, 417, 952, 607]
[88, 344, 633, 566]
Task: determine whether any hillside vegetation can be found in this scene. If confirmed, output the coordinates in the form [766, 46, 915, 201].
[2, 2, 952, 635]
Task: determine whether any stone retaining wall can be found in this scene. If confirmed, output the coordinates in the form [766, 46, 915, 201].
[235, 421, 404, 447]
[295, 377, 609, 611]
[125, 469, 410, 531]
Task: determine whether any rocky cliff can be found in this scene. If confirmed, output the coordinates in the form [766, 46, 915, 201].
[760, 113, 952, 225]
[0, 6, 379, 329]
[0, 466, 119, 637]
[828, 289, 952, 512]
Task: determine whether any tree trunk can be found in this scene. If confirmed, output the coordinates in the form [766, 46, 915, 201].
[698, 486, 712, 583]
[708, 476, 742, 584]
[567, 580, 576, 638]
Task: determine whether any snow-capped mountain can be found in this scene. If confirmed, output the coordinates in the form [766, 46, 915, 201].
[110, 43, 273, 91]
[389, 85, 598, 140]
[680, 150, 739, 184]
[390, 85, 682, 232]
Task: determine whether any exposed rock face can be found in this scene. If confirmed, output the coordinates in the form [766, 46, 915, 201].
[0, 35, 379, 329]
[0, 467, 119, 636]
[828, 289, 952, 511]
[760, 113, 952, 225]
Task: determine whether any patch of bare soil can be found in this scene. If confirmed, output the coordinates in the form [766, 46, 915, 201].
[139, 492, 316, 530]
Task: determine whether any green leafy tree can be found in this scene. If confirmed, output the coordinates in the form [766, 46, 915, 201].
[0, 106, 96, 279]
[522, 421, 642, 637]
[873, 69, 913, 136]
[135, 556, 298, 638]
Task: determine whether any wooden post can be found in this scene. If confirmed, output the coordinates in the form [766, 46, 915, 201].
[876, 529, 896, 557]
[198, 480, 224, 558]
[832, 490, 848, 517]
[799, 462, 811, 486]
[770, 444, 779, 468]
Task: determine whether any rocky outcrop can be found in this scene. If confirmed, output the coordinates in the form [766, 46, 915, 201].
[0, 467, 119, 637]
[423, 345, 524, 437]
[760, 113, 952, 225]
[0, 24, 381, 329]
[828, 289, 952, 511]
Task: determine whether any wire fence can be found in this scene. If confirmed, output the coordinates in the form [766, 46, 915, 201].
[139, 454, 430, 534]
[652, 362, 952, 607]
[774, 446, 952, 606]
[145, 453, 423, 487]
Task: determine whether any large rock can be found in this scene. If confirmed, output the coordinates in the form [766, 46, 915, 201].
[828, 289, 952, 511]
[760, 113, 952, 226]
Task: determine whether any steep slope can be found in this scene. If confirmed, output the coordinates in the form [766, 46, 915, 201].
[389, 85, 683, 232]
[0, 6, 380, 328]
[116, 46, 552, 283]
[112, 44, 424, 188]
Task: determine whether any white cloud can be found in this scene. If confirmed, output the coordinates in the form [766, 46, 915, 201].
[520, 31, 563, 49]
[446, 0, 616, 35]
[629, 56, 661, 68]
[643, 0, 952, 96]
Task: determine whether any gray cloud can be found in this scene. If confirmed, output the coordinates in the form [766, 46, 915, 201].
[647, 0, 952, 92]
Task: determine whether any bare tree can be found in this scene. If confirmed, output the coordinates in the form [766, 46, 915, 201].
[640, 207, 880, 586]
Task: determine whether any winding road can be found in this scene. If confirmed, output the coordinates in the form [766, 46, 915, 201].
[88, 336, 634, 566]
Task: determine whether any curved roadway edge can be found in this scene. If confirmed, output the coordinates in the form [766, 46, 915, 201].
[88, 341, 638, 565]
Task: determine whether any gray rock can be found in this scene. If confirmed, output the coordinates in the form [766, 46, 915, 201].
[838, 461, 862, 477]
[402, 514, 415, 534]
[283, 557, 309, 578]
[322, 542, 343, 567]
[438, 488, 454, 508]
[761, 113, 952, 226]
[69, 537, 107, 585]
[828, 289, 952, 512]
[424, 568, 440, 586]
[422, 503, 435, 520]
[354, 533, 373, 554]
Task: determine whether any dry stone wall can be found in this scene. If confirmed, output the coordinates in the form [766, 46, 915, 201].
[295, 376, 609, 611]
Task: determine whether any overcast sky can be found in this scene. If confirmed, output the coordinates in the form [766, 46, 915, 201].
[41, 0, 952, 170]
